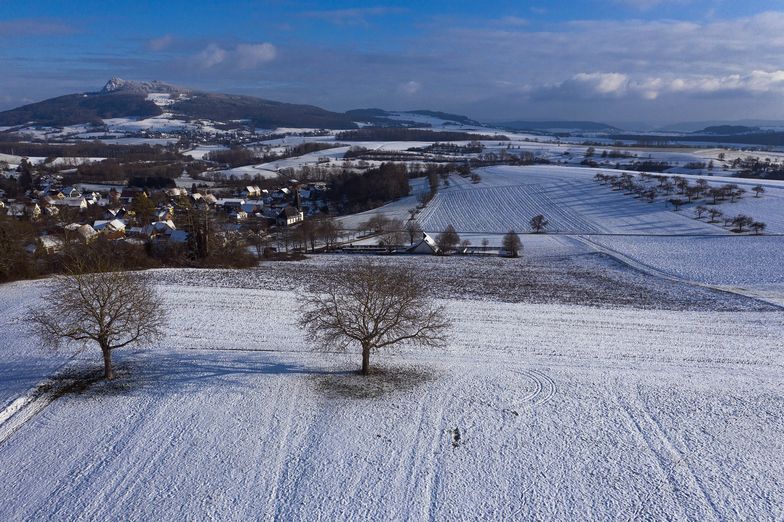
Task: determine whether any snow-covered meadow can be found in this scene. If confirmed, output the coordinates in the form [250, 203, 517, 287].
[413, 165, 784, 303]
[0, 255, 782, 520]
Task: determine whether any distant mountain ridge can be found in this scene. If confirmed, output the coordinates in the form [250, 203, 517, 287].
[497, 120, 620, 132]
[0, 78, 482, 131]
[100, 77, 190, 95]
[698, 125, 762, 135]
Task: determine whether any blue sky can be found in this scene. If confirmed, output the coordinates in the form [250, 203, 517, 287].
[2, 1, 784, 123]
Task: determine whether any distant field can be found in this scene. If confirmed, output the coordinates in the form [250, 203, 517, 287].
[416, 166, 727, 235]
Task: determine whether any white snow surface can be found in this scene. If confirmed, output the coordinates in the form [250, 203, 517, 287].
[417, 166, 728, 235]
[413, 165, 784, 302]
[0, 263, 782, 520]
[215, 146, 350, 180]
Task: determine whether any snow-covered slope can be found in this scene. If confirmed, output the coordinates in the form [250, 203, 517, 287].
[0, 260, 781, 520]
[417, 166, 727, 235]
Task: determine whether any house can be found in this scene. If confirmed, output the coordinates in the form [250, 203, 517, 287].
[61, 187, 82, 198]
[277, 206, 304, 226]
[53, 197, 88, 211]
[216, 198, 245, 210]
[243, 185, 262, 199]
[154, 207, 174, 221]
[37, 235, 64, 255]
[164, 187, 187, 198]
[26, 203, 41, 220]
[120, 187, 145, 204]
[7, 203, 25, 217]
[143, 219, 177, 237]
[127, 226, 146, 237]
[272, 188, 290, 200]
[105, 207, 127, 219]
[79, 224, 98, 243]
[105, 219, 126, 239]
[94, 219, 126, 239]
[408, 233, 440, 255]
[241, 202, 262, 214]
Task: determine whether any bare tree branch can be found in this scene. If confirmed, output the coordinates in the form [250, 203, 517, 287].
[29, 269, 166, 380]
[299, 260, 451, 375]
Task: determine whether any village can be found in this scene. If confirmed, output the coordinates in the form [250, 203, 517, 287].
[0, 155, 504, 280]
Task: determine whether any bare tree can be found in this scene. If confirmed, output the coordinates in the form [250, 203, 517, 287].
[752, 185, 765, 198]
[694, 205, 707, 220]
[731, 214, 754, 233]
[317, 217, 341, 252]
[751, 221, 767, 235]
[378, 218, 406, 252]
[247, 222, 270, 260]
[436, 225, 460, 254]
[404, 220, 423, 245]
[502, 230, 522, 257]
[299, 261, 451, 375]
[530, 215, 548, 233]
[668, 198, 685, 211]
[731, 187, 746, 202]
[30, 269, 166, 380]
[707, 208, 723, 223]
[685, 185, 701, 203]
[362, 214, 390, 235]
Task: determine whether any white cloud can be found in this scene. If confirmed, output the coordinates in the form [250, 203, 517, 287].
[148, 35, 173, 51]
[399, 80, 421, 95]
[572, 72, 629, 95]
[198, 44, 227, 68]
[196, 42, 276, 69]
[235, 43, 277, 69]
[536, 69, 784, 101]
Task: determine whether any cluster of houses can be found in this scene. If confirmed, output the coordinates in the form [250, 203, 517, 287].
[0, 168, 332, 256]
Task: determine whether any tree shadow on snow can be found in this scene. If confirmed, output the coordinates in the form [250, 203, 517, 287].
[313, 365, 436, 400]
[50, 349, 346, 398]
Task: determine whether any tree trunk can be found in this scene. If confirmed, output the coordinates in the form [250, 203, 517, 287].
[361, 343, 371, 375]
[102, 345, 113, 380]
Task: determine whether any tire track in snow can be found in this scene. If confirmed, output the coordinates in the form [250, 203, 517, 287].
[511, 368, 557, 407]
[616, 393, 723, 521]
[420, 400, 447, 522]
[0, 361, 81, 447]
[0, 382, 59, 446]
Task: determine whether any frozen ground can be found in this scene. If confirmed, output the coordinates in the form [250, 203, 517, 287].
[0, 255, 782, 520]
[215, 146, 350, 180]
[414, 165, 784, 304]
[417, 166, 727, 235]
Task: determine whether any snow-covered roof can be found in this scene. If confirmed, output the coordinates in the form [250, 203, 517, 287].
[408, 232, 440, 255]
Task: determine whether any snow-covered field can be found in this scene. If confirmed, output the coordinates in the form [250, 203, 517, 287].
[0, 255, 782, 520]
[417, 166, 728, 235]
[215, 146, 351, 180]
[414, 164, 784, 304]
